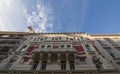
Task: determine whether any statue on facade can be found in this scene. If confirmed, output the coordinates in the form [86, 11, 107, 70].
[92, 55, 103, 71]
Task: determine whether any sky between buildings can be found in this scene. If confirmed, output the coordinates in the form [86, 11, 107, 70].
[0, 0, 120, 34]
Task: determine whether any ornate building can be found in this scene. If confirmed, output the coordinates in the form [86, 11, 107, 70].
[0, 31, 120, 74]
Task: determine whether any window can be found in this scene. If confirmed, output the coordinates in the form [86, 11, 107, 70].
[85, 45, 91, 51]
[105, 48, 118, 58]
[61, 45, 65, 48]
[41, 45, 45, 48]
[40, 38, 43, 41]
[5, 62, 14, 70]
[52, 37, 54, 40]
[80, 37, 84, 40]
[55, 38, 58, 40]
[32, 61, 39, 70]
[20, 45, 27, 51]
[97, 40, 106, 46]
[116, 62, 120, 66]
[79, 56, 86, 64]
[47, 45, 51, 48]
[70, 38, 73, 40]
[115, 47, 120, 51]
[59, 37, 61, 40]
[61, 61, 66, 70]
[69, 61, 75, 70]
[67, 45, 71, 48]
[41, 61, 47, 70]
[44, 37, 47, 40]
[66, 37, 68, 40]
[104, 38, 116, 45]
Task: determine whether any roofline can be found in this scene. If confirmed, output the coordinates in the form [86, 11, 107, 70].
[90, 34, 120, 36]
[0, 31, 86, 35]
[1, 31, 120, 36]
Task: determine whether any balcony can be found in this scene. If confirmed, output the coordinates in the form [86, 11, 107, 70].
[32, 48, 77, 53]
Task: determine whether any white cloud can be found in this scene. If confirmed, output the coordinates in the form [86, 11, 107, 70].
[24, 0, 54, 33]
[0, 0, 27, 32]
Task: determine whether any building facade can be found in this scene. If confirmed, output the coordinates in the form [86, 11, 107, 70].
[0, 32, 120, 74]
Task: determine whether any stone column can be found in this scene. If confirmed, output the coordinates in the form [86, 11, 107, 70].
[74, 53, 77, 60]
[57, 53, 61, 64]
[66, 53, 69, 60]
[36, 61, 41, 70]
[31, 54, 35, 64]
[48, 53, 51, 64]
[40, 53, 43, 63]
[36, 53, 43, 70]
[66, 53, 69, 70]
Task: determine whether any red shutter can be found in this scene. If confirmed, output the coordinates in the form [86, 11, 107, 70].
[79, 56, 86, 61]
[26, 46, 32, 52]
[26, 45, 39, 52]
[73, 46, 85, 52]
[23, 57, 31, 62]
[53, 46, 59, 48]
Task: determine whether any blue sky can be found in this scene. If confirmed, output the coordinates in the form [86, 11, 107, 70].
[0, 0, 120, 34]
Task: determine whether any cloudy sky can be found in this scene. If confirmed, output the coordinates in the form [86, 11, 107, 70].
[0, 0, 120, 34]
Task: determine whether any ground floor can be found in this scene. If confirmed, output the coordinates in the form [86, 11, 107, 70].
[0, 70, 120, 74]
